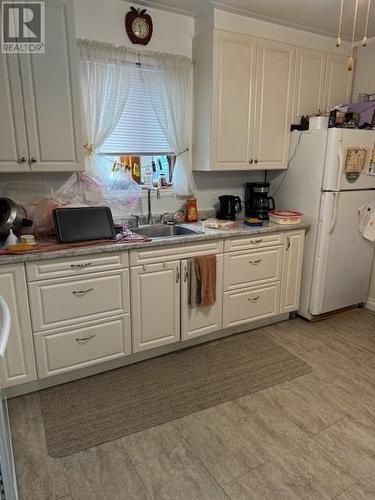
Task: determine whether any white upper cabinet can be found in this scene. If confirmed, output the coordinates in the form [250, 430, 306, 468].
[193, 29, 294, 171]
[212, 32, 256, 170]
[323, 53, 352, 110]
[293, 47, 326, 123]
[0, 54, 29, 172]
[193, 28, 353, 171]
[253, 39, 295, 169]
[0, 0, 84, 173]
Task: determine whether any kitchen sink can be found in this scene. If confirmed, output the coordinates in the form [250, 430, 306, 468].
[133, 224, 203, 239]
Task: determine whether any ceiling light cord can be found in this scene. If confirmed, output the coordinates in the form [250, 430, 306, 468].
[336, 0, 344, 46]
[347, 0, 359, 71]
[363, 0, 371, 46]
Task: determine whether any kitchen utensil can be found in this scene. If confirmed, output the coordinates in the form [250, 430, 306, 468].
[0, 198, 33, 238]
[217, 195, 242, 220]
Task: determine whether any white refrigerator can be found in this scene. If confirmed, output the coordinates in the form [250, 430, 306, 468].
[273, 128, 375, 319]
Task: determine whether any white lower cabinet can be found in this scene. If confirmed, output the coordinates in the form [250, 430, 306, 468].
[223, 246, 283, 290]
[0, 230, 306, 388]
[223, 283, 281, 328]
[131, 261, 181, 352]
[34, 315, 131, 378]
[28, 269, 130, 332]
[0, 265, 37, 387]
[181, 255, 223, 341]
[281, 231, 305, 312]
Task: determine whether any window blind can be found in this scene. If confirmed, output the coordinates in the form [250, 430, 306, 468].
[100, 68, 171, 155]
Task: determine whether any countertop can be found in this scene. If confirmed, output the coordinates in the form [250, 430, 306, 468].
[0, 221, 310, 265]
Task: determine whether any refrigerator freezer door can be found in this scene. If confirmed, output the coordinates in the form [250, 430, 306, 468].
[322, 129, 375, 191]
[310, 191, 375, 316]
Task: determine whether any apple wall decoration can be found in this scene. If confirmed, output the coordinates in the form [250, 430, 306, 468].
[125, 7, 153, 45]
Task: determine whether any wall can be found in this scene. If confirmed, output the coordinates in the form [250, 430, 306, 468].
[352, 39, 375, 309]
[73, 0, 194, 57]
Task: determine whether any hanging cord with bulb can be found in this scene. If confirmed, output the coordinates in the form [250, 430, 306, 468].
[336, 0, 344, 47]
[363, 0, 372, 46]
[348, 0, 359, 71]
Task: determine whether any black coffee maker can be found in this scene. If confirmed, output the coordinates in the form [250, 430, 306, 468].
[217, 195, 242, 220]
[245, 183, 275, 220]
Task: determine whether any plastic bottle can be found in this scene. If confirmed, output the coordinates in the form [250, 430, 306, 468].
[4, 229, 19, 248]
[185, 197, 198, 223]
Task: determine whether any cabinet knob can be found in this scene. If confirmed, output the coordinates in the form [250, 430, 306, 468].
[30, 157, 37, 163]
[249, 159, 253, 164]
[19, 157, 27, 163]
[254, 159, 259, 164]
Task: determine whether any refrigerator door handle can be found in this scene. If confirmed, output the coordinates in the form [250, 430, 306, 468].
[329, 192, 340, 234]
[336, 147, 344, 191]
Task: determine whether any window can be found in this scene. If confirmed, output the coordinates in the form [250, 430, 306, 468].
[100, 66, 174, 185]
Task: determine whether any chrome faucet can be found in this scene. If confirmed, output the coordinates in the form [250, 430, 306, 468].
[147, 188, 160, 225]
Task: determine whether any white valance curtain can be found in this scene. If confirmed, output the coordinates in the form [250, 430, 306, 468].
[77, 39, 195, 197]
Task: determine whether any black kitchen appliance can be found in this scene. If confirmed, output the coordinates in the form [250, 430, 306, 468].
[217, 195, 242, 220]
[0, 198, 32, 239]
[245, 183, 275, 220]
[53, 207, 116, 243]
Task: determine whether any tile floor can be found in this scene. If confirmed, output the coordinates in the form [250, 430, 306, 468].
[8, 308, 375, 500]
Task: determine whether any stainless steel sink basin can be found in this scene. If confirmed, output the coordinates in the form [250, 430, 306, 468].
[133, 224, 203, 239]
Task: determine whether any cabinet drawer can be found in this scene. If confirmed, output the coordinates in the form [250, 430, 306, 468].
[224, 246, 282, 291]
[26, 252, 128, 281]
[223, 283, 280, 328]
[224, 233, 283, 252]
[34, 315, 131, 378]
[130, 240, 223, 266]
[29, 269, 130, 332]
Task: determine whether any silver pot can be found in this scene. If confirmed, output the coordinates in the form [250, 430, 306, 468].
[0, 198, 33, 236]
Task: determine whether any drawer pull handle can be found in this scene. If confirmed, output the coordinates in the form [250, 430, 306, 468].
[249, 259, 262, 265]
[70, 263, 93, 269]
[72, 288, 94, 296]
[248, 295, 260, 302]
[250, 239, 263, 244]
[75, 335, 96, 344]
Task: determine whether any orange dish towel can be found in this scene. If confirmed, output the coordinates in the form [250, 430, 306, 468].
[194, 255, 217, 307]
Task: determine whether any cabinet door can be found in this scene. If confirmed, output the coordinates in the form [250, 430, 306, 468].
[293, 48, 326, 123]
[0, 265, 37, 388]
[323, 53, 352, 110]
[253, 39, 295, 170]
[181, 256, 223, 341]
[131, 262, 180, 352]
[19, 0, 84, 172]
[281, 231, 305, 313]
[212, 31, 256, 170]
[0, 54, 29, 172]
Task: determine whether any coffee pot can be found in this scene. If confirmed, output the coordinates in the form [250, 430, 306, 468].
[245, 183, 275, 220]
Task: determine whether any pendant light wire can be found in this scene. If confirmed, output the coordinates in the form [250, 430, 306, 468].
[337, 0, 344, 46]
[347, 0, 359, 71]
[363, 0, 371, 46]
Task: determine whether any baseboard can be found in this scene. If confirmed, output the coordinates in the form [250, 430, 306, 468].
[365, 298, 375, 312]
